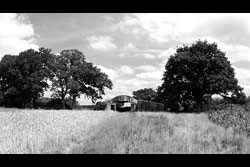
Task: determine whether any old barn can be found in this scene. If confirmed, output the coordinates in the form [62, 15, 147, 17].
[105, 95, 164, 112]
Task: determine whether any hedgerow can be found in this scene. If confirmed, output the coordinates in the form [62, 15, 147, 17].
[207, 104, 250, 135]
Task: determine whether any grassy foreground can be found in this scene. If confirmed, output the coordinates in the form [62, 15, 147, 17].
[69, 112, 250, 154]
[0, 108, 117, 154]
[1, 107, 250, 154]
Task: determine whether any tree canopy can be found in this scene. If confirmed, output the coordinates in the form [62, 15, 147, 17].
[0, 48, 54, 108]
[157, 40, 245, 112]
[132, 88, 157, 101]
[50, 49, 113, 108]
[0, 48, 113, 109]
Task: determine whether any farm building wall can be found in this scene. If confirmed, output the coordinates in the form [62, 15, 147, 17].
[136, 100, 164, 111]
[105, 95, 164, 112]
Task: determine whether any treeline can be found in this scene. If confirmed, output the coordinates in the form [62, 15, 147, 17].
[0, 48, 113, 109]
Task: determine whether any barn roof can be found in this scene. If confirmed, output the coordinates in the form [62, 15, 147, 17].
[107, 95, 138, 104]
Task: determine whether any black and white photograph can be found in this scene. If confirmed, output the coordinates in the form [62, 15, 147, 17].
[1, 13, 250, 154]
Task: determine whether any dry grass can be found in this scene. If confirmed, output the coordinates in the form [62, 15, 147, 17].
[68, 112, 250, 154]
[0, 108, 117, 154]
[1, 108, 250, 154]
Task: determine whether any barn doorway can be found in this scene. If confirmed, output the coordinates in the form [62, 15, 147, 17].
[116, 101, 132, 112]
[111, 104, 116, 111]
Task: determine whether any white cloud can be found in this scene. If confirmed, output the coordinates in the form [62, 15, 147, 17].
[232, 65, 250, 96]
[103, 15, 116, 22]
[136, 71, 163, 80]
[157, 47, 176, 60]
[118, 52, 155, 59]
[112, 14, 140, 32]
[135, 65, 157, 72]
[121, 42, 136, 51]
[218, 42, 250, 63]
[118, 65, 134, 75]
[86, 35, 117, 50]
[117, 78, 150, 87]
[0, 13, 39, 59]
[96, 64, 119, 81]
[139, 53, 155, 59]
[118, 52, 126, 57]
[114, 13, 250, 46]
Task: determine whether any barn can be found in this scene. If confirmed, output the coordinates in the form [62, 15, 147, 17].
[105, 95, 164, 112]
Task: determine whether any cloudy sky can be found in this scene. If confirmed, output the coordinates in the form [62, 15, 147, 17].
[1, 13, 250, 104]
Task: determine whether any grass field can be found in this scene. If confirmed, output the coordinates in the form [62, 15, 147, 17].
[0, 108, 117, 154]
[68, 112, 250, 154]
[1, 107, 250, 154]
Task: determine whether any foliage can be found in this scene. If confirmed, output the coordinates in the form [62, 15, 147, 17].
[0, 48, 54, 108]
[157, 40, 245, 112]
[94, 101, 107, 110]
[50, 49, 113, 109]
[132, 88, 157, 101]
[207, 104, 250, 136]
[35, 97, 79, 110]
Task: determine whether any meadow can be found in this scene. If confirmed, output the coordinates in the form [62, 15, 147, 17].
[0, 108, 117, 154]
[1, 107, 250, 154]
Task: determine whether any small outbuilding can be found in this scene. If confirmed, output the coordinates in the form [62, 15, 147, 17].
[105, 95, 164, 112]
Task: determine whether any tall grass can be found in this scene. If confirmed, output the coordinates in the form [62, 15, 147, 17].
[1, 107, 250, 154]
[68, 112, 250, 154]
[0, 108, 117, 154]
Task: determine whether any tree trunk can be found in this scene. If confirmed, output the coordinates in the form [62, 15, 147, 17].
[61, 99, 66, 109]
[72, 96, 77, 109]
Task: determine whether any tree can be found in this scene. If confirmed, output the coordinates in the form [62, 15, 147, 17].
[50, 49, 113, 109]
[132, 88, 157, 101]
[0, 48, 54, 108]
[157, 40, 245, 112]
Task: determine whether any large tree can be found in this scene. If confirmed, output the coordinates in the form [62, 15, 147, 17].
[132, 88, 157, 101]
[0, 48, 54, 108]
[50, 49, 113, 109]
[157, 40, 244, 112]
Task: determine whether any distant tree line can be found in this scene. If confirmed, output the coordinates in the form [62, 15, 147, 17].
[0, 48, 113, 109]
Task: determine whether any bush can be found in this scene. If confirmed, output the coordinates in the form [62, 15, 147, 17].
[207, 104, 250, 135]
[94, 101, 107, 110]
[35, 97, 79, 110]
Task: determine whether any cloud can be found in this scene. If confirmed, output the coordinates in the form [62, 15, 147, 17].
[218, 42, 250, 63]
[157, 47, 176, 60]
[96, 65, 119, 81]
[232, 65, 250, 95]
[119, 52, 155, 59]
[113, 13, 250, 47]
[121, 42, 137, 51]
[0, 13, 39, 59]
[86, 35, 117, 50]
[233, 60, 250, 70]
[118, 65, 134, 75]
[135, 65, 157, 72]
[117, 78, 150, 88]
[102, 15, 116, 22]
[111, 14, 141, 34]
[134, 53, 155, 59]
[136, 71, 163, 80]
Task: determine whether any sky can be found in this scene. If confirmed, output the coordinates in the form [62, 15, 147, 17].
[1, 13, 250, 105]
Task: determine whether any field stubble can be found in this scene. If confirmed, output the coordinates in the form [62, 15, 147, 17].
[1, 107, 250, 154]
[69, 112, 250, 154]
[0, 108, 117, 154]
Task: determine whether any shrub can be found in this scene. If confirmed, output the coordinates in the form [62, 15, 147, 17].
[94, 101, 107, 110]
[35, 97, 78, 110]
[207, 105, 250, 135]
